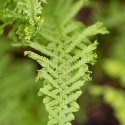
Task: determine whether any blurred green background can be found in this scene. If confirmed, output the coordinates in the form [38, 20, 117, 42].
[0, 0, 125, 125]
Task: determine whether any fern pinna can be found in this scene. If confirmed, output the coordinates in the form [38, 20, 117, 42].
[23, 0, 109, 125]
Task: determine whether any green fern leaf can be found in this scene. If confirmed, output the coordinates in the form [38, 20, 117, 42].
[24, 0, 109, 124]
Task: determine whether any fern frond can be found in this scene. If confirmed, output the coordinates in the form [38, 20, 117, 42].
[23, 0, 109, 124]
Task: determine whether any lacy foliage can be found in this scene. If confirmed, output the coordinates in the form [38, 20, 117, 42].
[24, 0, 109, 124]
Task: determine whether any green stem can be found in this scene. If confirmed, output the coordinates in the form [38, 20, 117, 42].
[58, 46, 65, 125]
